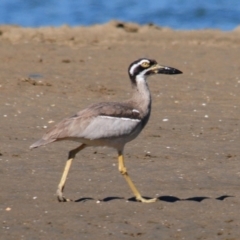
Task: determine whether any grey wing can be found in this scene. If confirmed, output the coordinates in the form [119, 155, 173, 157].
[30, 102, 142, 148]
[76, 116, 141, 140]
[30, 113, 141, 149]
[67, 102, 142, 139]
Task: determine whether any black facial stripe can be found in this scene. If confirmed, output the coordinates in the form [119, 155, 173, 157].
[128, 58, 157, 84]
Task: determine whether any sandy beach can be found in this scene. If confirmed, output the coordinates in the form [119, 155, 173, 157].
[0, 22, 240, 239]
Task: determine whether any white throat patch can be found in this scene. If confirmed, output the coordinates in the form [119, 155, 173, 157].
[135, 69, 149, 83]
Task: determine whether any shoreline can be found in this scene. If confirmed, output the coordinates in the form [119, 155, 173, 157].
[0, 21, 240, 46]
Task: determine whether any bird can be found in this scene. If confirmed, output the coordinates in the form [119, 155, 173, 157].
[30, 58, 182, 203]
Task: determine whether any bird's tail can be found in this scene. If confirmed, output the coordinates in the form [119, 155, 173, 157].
[29, 138, 55, 149]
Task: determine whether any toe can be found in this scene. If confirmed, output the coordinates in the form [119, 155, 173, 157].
[136, 197, 157, 203]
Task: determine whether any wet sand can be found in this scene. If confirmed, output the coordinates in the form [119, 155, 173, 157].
[0, 22, 240, 239]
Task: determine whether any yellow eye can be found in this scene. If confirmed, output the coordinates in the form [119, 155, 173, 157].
[141, 61, 150, 68]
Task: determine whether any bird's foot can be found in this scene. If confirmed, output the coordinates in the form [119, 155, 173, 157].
[56, 189, 72, 202]
[136, 196, 157, 203]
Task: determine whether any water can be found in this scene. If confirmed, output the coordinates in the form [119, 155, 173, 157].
[0, 0, 240, 31]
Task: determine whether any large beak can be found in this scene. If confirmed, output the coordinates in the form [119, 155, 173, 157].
[151, 64, 182, 75]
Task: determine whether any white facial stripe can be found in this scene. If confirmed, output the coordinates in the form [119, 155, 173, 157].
[132, 109, 139, 113]
[100, 115, 140, 122]
[129, 59, 150, 75]
[129, 63, 139, 75]
[138, 59, 150, 65]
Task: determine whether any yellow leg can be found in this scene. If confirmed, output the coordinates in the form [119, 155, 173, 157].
[57, 144, 86, 202]
[118, 152, 157, 203]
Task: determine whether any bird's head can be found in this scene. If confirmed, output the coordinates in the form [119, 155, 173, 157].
[128, 58, 182, 84]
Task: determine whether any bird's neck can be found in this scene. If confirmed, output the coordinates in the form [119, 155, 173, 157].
[130, 75, 152, 115]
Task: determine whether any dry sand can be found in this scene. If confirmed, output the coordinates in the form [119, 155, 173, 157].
[0, 21, 240, 239]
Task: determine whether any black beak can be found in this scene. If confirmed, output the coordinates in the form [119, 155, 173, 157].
[150, 64, 182, 75]
[157, 66, 182, 75]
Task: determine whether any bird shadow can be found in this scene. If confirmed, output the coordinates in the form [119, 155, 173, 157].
[102, 196, 125, 202]
[156, 195, 212, 203]
[158, 194, 233, 202]
[75, 197, 94, 202]
[74, 195, 233, 203]
[158, 195, 211, 202]
[128, 194, 234, 202]
[74, 196, 124, 202]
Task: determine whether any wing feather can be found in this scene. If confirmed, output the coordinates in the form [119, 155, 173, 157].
[77, 116, 140, 140]
[30, 101, 142, 148]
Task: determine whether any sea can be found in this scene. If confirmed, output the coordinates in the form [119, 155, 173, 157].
[0, 0, 240, 31]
